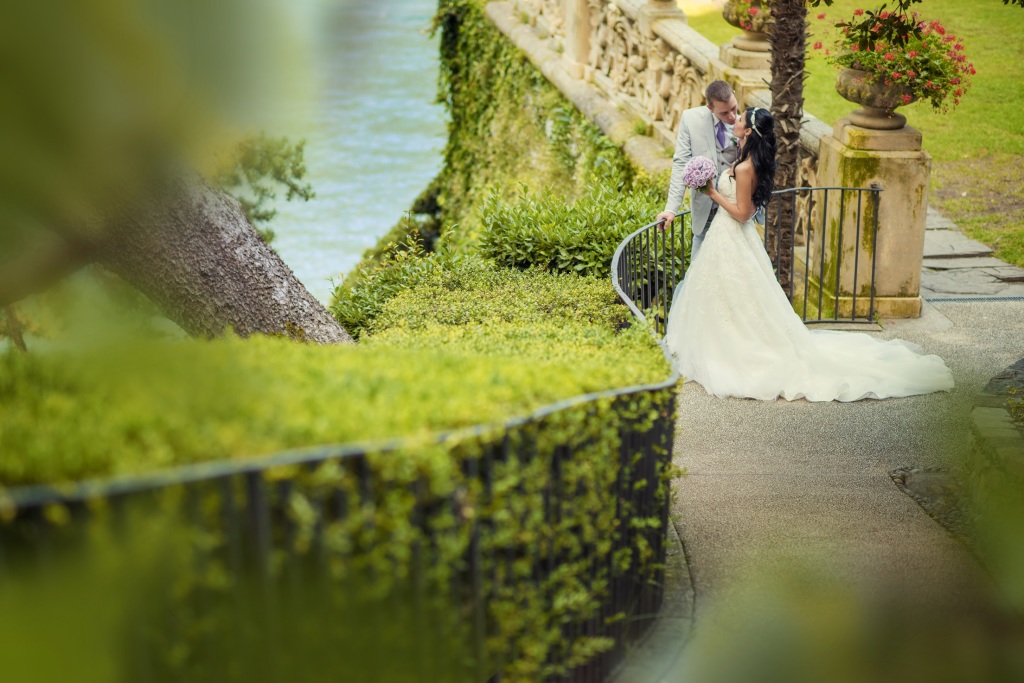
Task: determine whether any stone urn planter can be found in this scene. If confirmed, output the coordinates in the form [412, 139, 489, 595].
[835, 67, 917, 130]
[722, 0, 770, 53]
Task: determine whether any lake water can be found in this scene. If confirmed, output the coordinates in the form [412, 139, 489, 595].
[272, 0, 447, 303]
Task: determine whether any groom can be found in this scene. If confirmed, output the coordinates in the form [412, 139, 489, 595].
[656, 80, 739, 263]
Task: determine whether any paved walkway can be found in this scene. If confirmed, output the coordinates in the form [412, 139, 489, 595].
[665, 207, 1024, 676]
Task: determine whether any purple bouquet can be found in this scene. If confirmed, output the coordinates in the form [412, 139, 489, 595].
[681, 155, 717, 191]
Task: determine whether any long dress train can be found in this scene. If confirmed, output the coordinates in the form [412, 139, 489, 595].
[663, 173, 954, 402]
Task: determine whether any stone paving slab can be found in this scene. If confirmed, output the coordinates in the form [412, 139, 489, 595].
[926, 205, 959, 230]
[922, 269, 1024, 297]
[923, 229, 993, 258]
[991, 265, 1024, 282]
[923, 257, 1011, 270]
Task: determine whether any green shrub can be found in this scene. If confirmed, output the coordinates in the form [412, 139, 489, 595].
[0, 380, 676, 683]
[1008, 387, 1023, 428]
[478, 182, 664, 276]
[1, 266, 667, 488]
[0, 263, 673, 681]
[328, 237, 448, 339]
[364, 264, 665, 385]
[365, 261, 629, 334]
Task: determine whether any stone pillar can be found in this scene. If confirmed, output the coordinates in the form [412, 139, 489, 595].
[562, 0, 591, 80]
[721, 42, 771, 71]
[809, 120, 930, 318]
[639, 0, 684, 39]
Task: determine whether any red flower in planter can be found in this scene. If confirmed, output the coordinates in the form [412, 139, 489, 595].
[820, 7, 976, 113]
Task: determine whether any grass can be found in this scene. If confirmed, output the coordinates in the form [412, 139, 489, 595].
[684, 0, 1024, 267]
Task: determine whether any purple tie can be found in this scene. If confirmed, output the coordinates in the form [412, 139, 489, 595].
[716, 121, 726, 149]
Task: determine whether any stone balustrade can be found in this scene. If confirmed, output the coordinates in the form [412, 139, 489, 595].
[508, 0, 827, 200]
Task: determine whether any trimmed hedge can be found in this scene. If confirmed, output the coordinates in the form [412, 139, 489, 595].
[328, 236, 447, 340]
[0, 266, 667, 488]
[479, 182, 665, 277]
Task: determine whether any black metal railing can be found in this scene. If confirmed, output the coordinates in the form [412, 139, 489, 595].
[764, 186, 882, 324]
[0, 372, 678, 681]
[611, 212, 690, 337]
[612, 186, 883, 331]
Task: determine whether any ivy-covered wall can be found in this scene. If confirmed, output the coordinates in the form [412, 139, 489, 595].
[330, 0, 669, 334]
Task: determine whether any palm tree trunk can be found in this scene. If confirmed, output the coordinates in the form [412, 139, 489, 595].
[768, 0, 807, 295]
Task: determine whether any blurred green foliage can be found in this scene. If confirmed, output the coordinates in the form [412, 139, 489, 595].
[0, 0, 302, 244]
[0, 2, 682, 680]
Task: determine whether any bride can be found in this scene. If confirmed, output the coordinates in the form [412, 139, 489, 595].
[663, 106, 954, 402]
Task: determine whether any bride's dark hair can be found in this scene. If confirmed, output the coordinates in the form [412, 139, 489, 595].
[735, 106, 777, 208]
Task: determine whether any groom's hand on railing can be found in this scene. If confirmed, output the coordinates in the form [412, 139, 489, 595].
[655, 210, 675, 230]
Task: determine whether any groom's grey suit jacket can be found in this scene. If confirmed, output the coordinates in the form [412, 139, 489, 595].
[664, 106, 737, 237]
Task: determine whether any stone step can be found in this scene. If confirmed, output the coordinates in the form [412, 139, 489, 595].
[923, 229, 993, 258]
[923, 256, 1009, 270]
[991, 266, 1024, 283]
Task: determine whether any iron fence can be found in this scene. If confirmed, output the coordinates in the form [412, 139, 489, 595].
[0, 372, 678, 681]
[611, 186, 883, 333]
[611, 212, 689, 337]
[764, 186, 882, 324]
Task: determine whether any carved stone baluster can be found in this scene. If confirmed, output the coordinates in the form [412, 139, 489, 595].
[562, 0, 592, 79]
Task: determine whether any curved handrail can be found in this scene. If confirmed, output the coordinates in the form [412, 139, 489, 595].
[610, 220, 662, 326]
[610, 213, 688, 368]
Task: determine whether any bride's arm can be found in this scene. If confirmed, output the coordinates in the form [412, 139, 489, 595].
[706, 163, 757, 222]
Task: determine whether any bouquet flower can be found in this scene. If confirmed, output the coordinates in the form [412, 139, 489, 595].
[815, 9, 975, 112]
[682, 156, 717, 192]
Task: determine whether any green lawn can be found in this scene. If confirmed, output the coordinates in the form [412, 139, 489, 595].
[685, 0, 1024, 266]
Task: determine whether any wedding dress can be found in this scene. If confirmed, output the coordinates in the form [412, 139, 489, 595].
[664, 173, 954, 402]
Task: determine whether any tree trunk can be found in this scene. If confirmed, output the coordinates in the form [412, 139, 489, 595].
[768, 0, 807, 295]
[95, 173, 352, 344]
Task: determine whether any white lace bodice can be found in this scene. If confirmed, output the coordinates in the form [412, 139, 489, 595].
[717, 172, 737, 203]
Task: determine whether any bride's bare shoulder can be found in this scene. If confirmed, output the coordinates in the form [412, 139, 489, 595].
[730, 159, 756, 183]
